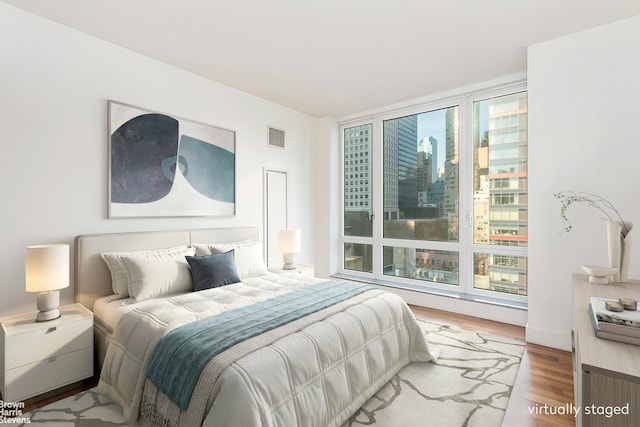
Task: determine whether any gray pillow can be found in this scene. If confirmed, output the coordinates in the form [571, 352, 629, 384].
[186, 250, 241, 291]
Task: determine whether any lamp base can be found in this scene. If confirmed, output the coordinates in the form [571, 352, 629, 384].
[36, 309, 61, 322]
[35, 291, 61, 322]
[282, 253, 296, 270]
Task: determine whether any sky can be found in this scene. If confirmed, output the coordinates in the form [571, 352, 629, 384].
[416, 102, 489, 171]
[417, 108, 447, 170]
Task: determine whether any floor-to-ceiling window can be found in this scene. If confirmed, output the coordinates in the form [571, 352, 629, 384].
[340, 84, 527, 304]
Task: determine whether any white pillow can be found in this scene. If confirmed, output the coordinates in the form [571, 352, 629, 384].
[101, 245, 192, 298]
[121, 247, 195, 301]
[199, 241, 268, 279]
[192, 240, 251, 256]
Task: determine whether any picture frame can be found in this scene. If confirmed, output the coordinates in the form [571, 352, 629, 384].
[108, 100, 236, 218]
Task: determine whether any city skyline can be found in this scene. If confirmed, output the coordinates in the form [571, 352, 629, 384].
[343, 91, 527, 296]
[416, 102, 488, 172]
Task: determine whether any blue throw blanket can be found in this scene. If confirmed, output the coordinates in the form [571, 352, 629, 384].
[146, 280, 372, 411]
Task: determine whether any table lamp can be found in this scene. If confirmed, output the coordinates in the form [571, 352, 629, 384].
[25, 244, 69, 322]
[278, 229, 301, 270]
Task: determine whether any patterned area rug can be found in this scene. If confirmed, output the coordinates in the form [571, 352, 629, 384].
[16, 320, 524, 427]
[344, 321, 525, 427]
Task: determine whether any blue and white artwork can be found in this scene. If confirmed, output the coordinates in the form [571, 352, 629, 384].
[109, 101, 235, 217]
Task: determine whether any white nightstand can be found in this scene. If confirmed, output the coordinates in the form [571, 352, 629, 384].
[0, 303, 93, 402]
[269, 264, 315, 277]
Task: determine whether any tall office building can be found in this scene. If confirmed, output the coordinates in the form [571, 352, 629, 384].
[416, 150, 431, 193]
[343, 124, 372, 213]
[487, 92, 527, 248]
[473, 92, 528, 295]
[417, 136, 435, 195]
[383, 115, 418, 218]
[383, 120, 399, 220]
[443, 107, 459, 240]
[397, 115, 418, 211]
[428, 136, 438, 183]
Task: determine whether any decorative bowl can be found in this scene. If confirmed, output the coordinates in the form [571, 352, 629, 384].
[581, 265, 619, 284]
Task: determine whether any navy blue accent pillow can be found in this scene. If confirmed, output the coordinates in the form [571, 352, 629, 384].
[185, 250, 241, 291]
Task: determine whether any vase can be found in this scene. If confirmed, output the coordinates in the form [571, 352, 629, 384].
[606, 221, 633, 282]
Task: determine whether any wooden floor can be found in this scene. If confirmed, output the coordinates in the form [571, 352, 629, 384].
[21, 376, 98, 414]
[20, 305, 575, 427]
[411, 304, 576, 427]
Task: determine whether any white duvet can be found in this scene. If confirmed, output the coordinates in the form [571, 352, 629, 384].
[97, 274, 435, 427]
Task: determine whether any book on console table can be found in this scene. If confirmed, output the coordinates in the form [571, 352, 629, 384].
[589, 297, 640, 345]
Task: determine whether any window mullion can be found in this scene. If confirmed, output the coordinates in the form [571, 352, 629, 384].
[459, 95, 474, 296]
[372, 116, 384, 281]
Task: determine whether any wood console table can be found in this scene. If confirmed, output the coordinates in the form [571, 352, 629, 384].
[572, 274, 640, 427]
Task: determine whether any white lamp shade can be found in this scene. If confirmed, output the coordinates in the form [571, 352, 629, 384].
[278, 229, 301, 254]
[26, 244, 69, 293]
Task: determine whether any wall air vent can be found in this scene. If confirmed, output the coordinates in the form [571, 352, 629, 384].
[268, 126, 285, 149]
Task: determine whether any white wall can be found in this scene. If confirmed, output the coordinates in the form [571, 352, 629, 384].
[0, 3, 317, 317]
[528, 14, 640, 350]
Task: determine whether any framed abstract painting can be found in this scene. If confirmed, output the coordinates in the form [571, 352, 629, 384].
[108, 100, 235, 218]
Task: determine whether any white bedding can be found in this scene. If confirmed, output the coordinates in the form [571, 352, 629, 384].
[97, 274, 435, 427]
[93, 273, 323, 332]
[93, 295, 158, 333]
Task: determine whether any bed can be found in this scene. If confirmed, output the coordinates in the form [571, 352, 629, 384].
[74, 227, 435, 427]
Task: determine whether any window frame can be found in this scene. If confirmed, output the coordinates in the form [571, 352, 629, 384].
[339, 82, 528, 305]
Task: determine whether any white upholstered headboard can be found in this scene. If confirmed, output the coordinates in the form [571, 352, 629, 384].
[74, 227, 259, 310]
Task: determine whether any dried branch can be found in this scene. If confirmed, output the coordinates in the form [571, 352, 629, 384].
[554, 191, 629, 237]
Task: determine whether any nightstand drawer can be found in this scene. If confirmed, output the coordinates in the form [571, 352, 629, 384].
[4, 346, 93, 402]
[5, 318, 92, 369]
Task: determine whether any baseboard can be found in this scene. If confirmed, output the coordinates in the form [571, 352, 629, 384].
[525, 325, 571, 351]
[369, 283, 528, 327]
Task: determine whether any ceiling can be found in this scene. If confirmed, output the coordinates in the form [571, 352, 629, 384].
[5, 0, 640, 117]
